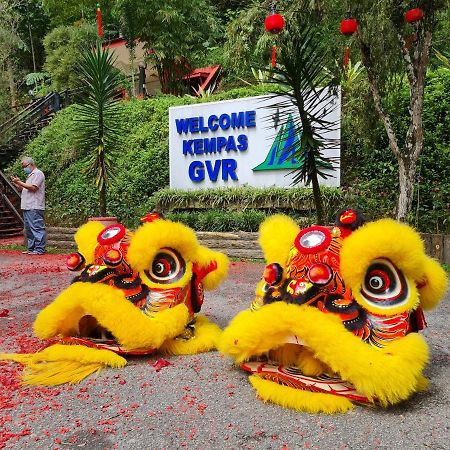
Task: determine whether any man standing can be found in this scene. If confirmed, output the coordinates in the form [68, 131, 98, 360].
[11, 157, 46, 255]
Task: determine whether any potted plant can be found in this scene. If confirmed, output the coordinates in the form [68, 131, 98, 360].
[74, 43, 125, 225]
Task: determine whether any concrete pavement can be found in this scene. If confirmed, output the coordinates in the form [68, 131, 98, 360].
[0, 250, 449, 449]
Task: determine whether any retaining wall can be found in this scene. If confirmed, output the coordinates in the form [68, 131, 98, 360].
[46, 227, 450, 264]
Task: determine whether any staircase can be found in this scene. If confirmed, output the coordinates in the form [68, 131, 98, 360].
[0, 170, 23, 238]
[0, 92, 62, 169]
[0, 92, 69, 238]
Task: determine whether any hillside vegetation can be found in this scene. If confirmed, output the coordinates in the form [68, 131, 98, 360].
[7, 72, 450, 233]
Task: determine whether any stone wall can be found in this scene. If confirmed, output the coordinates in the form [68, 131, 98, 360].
[46, 227, 450, 264]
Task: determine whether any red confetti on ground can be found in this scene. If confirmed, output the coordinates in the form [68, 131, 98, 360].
[0, 309, 9, 317]
[152, 358, 172, 372]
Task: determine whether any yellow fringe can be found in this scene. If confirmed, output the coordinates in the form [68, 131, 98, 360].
[249, 375, 354, 414]
[219, 302, 429, 406]
[160, 315, 222, 355]
[0, 344, 126, 386]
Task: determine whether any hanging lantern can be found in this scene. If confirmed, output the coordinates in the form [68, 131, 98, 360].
[264, 13, 285, 34]
[340, 17, 358, 36]
[264, 6, 285, 69]
[96, 3, 103, 38]
[405, 8, 424, 23]
[340, 15, 357, 68]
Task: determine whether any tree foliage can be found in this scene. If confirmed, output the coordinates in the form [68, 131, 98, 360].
[111, 0, 220, 94]
[43, 22, 98, 91]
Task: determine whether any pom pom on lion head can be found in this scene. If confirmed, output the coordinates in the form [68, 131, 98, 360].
[1, 214, 228, 385]
[219, 209, 447, 414]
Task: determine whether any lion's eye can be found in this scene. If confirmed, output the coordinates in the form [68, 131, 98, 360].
[361, 259, 409, 309]
[145, 249, 185, 283]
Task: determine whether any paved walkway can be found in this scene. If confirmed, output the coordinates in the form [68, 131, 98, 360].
[0, 250, 449, 449]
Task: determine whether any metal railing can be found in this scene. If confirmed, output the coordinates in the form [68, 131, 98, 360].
[0, 92, 61, 143]
[0, 168, 23, 226]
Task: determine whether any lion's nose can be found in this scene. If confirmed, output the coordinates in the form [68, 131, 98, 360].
[307, 263, 332, 285]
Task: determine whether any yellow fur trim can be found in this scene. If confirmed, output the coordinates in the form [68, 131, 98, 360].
[160, 315, 222, 355]
[196, 250, 229, 291]
[74, 221, 105, 264]
[127, 219, 200, 273]
[417, 257, 448, 310]
[259, 215, 300, 265]
[1, 344, 126, 386]
[33, 282, 190, 350]
[219, 302, 428, 406]
[249, 375, 354, 413]
[340, 219, 443, 315]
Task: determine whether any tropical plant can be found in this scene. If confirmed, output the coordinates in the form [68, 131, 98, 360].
[265, 9, 338, 225]
[24, 71, 51, 96]
[73, 43, 125, 216]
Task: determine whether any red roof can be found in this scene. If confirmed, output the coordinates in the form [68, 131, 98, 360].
[183, 65, 221, 91]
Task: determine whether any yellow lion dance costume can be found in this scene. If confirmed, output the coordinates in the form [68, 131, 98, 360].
[1, 212, 228, 385]
[219, 208, 447, 413]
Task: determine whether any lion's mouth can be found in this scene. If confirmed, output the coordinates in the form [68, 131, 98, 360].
[221, 301, 429, 410]
[34, 282, 192, 356]
[241, 336, 373, 404]
[57, 314, 150, 355]
[77, 315, 115, 341]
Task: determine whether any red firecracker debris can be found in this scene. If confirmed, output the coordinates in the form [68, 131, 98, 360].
[152, 358, 172, 372]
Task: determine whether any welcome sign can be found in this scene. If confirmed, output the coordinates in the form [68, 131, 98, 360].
[168, 92, 340, 189]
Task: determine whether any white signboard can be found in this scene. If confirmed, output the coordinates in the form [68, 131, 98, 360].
[169, 92, 340, 190]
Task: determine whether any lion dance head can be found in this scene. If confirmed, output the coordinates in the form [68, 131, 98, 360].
[219, 209, 447, 413]
[2, 213, 228, 385]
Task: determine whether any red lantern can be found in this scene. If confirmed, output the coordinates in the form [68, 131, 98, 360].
[264, 13, 285, 34]
[340, 17, 357, 68]
[264, 10, 285, 68]
[405, 8, 424, 23]
[340, 18, 358, 36]
[96, 3, 103, 38]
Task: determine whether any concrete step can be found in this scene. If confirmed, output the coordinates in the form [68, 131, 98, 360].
[0, 229, 23, 238]
[46, 239, 75, 249]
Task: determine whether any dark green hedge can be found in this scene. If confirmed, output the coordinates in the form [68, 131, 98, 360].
[155, 186, 395, 232]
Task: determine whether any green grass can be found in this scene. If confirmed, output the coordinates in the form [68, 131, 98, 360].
[0, 244, 65, 254]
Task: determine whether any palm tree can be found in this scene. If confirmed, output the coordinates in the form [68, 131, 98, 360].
[74, 43, 124, 216]
[266, 13, 339, 225]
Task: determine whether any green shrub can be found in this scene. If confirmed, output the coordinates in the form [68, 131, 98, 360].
[165, 209, 313, 232]
[8, 71, 449, 233]
[43, 23, 98, 91]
